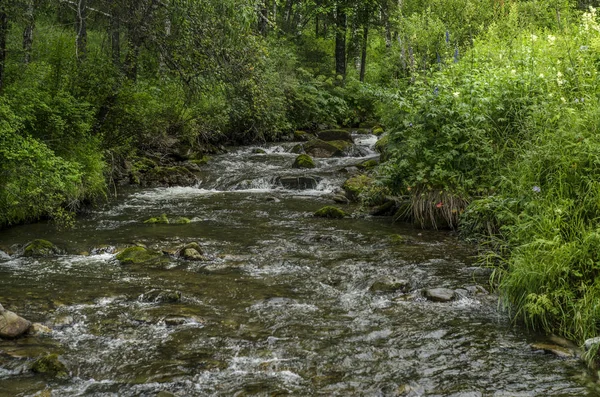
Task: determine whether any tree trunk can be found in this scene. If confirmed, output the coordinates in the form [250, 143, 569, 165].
[110, 0, 120, 68]
[23, 0, 35, 65]
[0, 10, 7, 94]
[76, 0, 87, 61]
[360, 21, 368, 82]
[284, 0, 293, 32]
[347, 10, 360, 71]
[335, 4, 347, 82]
[258, 0, 268, 37]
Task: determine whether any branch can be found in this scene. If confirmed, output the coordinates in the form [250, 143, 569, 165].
[59, 0, 111, 17]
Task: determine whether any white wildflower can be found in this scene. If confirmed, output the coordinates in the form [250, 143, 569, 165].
[547, 35, 556, 44]
[453, 92, 460, 98]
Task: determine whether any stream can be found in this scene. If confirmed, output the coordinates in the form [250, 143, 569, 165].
[0, 133, 596, 396]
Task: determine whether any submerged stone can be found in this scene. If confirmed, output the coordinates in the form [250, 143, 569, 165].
[370, 276, 410, 293]
[144, 214, 169, 224]
[343, 175, 373, 201]
[172, 217, 191, 224]
[0, 308, 32, 338]
[30, 354, 69, 378]
[116, 247, 164, 265]
[531, 343, 576, 358]
[423, 288, 456, 302]
[292, 154, 316, 169]
[28, 323, 52, 336]
[140, 289, 182, 303]
[314, 206, 347, 219]
[277, 176, 321, 190]
[23, 240, 62, 257]
[251, 148, 267, 154]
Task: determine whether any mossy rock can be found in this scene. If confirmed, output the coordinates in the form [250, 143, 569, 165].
[356, 158, 379, 171]
[173, 217, 191, 224]
[251, 148, 267, 154]
[144, 214, 169, 224]
[290, 144, 304, 154]
[304, 139, 350, 158]
[294, 130, 314, 142]
[30, 354, 68, 378]
[292, 154, 316, 169]
[316, 129, 354, 143]
[372, 126, 385, 136]
[116, 247, 164, 265]
[178, 242, 206, 261]
[375, 134, 390, 161]
[140, 289, 182, 303]
[314, 206, 347, 219]
[23, 240, 62, 257]
[189, 155, 210, 166]
[343, 175, 374, 201]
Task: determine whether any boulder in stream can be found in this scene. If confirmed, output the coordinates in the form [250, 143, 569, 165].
[144, 214, 169, 224]
[423, 288, 456, 302]
[177, 242, 206, 261]
[22, 240, 62, 257]
[294, 130, 315, 142]
[0, 304, 32, 339]
[314, 206, 347, 219]
[116, 246, 164, 265]
[370, 276, 410, 293]
[30, 354, 69, 378]
[140, 289, 182, 303]
[343, 175, 373, 202]
[531, 343, 576, 358]
[292, 154, 316, 169]
[304, 139, 351, 158]
[316, 129, 354, 143]
[28, 323, 53, 336]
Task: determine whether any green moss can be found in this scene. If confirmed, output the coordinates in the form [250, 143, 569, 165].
[375, 134, 390, 161]
[292, 154, 316, 169]
[372, 126, 384, 136]
[173, 217, 191, 224]
[116, 246, 163, 265]
[189, 155, 210, 165]
[356, 159, 379, 171]
[343, 175, 373, 201]
[144, 214, 169, 224]
[314, 206, 347, 219]
[23, 240, 61, 257]
[30, 354, 68, 378]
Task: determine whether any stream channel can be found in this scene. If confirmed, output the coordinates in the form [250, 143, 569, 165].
[0, 133, 597, 396]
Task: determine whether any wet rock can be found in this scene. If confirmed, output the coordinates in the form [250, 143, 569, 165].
[454, 288, 469, 299]
[22, 240, 62, 257]
[584, 337, 600, 351]
[423, 288, 456, 302]
[343, 175, 373, 201]
[140, 165, 198, 187]
[332, 194, 349, 204]
[90, 245, 116, 255]
[144, 214, 169, 224]
[372, 126, 385, 136]
[116, 247, 164, 265]
[294, 130, 315, 142]
[465, 285, 488, 295]
[316, 129, 354, 143]
[370, 276, 410, 293]
[304, 139, 350, 158]
[30, 354, 69, 378]
[164, 316, 188, 326]
[314, 206, 347, 219]
[140, 289, 182, 303]
[265, 196, 280, 203]
[289, 144, 304, 154]
[251, 148, 267, 154]
[277, 176, 321, 190]
[531, 343, 576, 358]
[0, 307, 32, 338]
[375, 133, 390, 161]
[369, 200, 397, 216]
[172, 217, 191, 224]
[356, 158, 379, 171]
[51, 314, 74, 328]
[176, 243, 205, 261]
[28, 323, 52, 336]
[292, 154, 316, 169]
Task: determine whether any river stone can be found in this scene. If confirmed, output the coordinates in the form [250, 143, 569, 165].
[30, 354, 69, 378]
[314, 206, 347, 219]
[0, 310, 32, 338]
[292, 154, 316, 169]
[116, 246, 164, 265]
[28, 323, 52, 336]
[332, 194, 349, 204]
[277, 176, 321, 190]
[294, 130, 314, 142]
[584, 337, 600, 351]
[370, 276, 410, 293]
[423, 288, 456, 302]
[22, 239, 62, 257]
[304, 139, 349, 158]
[531, 343, 575, 358]
[369, 200, 397, 216]
[316, 129, 354, 143]
[343, 175, 373, 202]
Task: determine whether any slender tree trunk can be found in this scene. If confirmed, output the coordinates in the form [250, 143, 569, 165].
[335, 4, 347, 82]
[284, 0, 293, 32]
[23, 0, 35, 65]
[76, 0, 87, 61]
[0, 10, 7, 94]
[258, 0, 268, 37]
[382, 3, 392, 49]
[110, 1, 120, 68]
[360, 21, 368, 82]
[347, 10, 360, 71]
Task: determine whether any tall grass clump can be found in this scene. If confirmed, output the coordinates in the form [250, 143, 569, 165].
[381, 4, 600, 355]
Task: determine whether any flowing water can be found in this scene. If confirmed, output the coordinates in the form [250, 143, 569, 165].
[0, 134, 596, 396]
